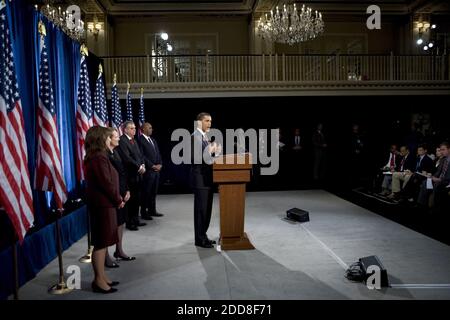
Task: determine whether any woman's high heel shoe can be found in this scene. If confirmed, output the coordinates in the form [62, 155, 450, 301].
[108, 281, 120, 287]
[113, 251, 136, 261]
[91, 282, 118, 294]
[105, 261, 120, 268]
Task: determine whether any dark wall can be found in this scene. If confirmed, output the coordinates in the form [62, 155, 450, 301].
[118, 95, 450, 193]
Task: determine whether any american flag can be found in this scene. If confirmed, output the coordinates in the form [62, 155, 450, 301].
[138, 88, 145, 128]
[93, 64, 107, 127]
[125, 82, 133, 121]
[75, 52, 93, 181]
[34, 28, 67, 209]
[0, 5, 34, 242]
[111, 75, 122, 134]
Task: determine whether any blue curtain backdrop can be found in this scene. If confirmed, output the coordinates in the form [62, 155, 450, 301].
[6, 0, 81, 226]
[45, 17, 81, 198]
[0, 0, 102, 299]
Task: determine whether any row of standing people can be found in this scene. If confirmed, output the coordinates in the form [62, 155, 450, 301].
[83, 121, 163, 294]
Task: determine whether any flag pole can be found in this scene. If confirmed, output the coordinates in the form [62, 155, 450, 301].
[77, 46, 93, 263]
[79, 205, 93, 263]
[48, 209, 72, 295]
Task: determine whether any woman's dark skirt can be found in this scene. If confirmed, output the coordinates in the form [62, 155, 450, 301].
[89, 206, 119, 250]
[116, 206, 126, 226]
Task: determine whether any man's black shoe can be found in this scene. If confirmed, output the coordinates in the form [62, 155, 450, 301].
[150, 212, 164, 217]
[126, 225, 138, 231]
[141, 215, 153, 220]
[137, 222, 147, 227]
[195, 241, 213, 248]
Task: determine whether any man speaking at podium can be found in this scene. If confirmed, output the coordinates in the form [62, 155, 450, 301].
[190, 112, 221, 248]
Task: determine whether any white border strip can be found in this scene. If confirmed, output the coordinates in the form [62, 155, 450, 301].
[299, 218, 450, 290]
[300, 223, 349, 270]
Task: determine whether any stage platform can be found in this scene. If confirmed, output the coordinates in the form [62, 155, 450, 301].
[16, 190, 450, 300]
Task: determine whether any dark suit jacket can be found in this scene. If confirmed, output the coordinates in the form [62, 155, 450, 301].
[384, 152, 402, 170]
[398, 153, 416, 172]
[117, 134, 144, 184]
[350, 133, 364, 155]
[312, 130, 326, 149]
[85, 152, 122, 208]
[190, 130, 213, 189]
[434, 156, 450, 186]
[138, 134, 162, 170]
[108, 149, 129, 197]
[290, 135, 302, 149]
[415, 155, 434, 174]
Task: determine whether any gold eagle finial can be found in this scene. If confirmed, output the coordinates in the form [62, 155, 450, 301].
[38, 21, 46, 37]
[80, 44, 89, 56]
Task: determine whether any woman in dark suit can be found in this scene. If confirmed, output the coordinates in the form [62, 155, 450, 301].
[84, 126, 125, 294]
[106, 127, 135, 261]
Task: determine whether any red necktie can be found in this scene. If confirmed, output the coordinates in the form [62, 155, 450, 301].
[390, 154, 395, 167]
[130, 139, 135, 145]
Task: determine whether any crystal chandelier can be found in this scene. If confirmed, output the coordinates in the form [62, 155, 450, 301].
[37, 2, 86, 42]
[257, 2, 324, 45]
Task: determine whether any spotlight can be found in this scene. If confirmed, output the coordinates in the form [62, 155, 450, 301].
[428, 42, 434, 48]
[167, 44, 173, 52]
[431, 24, 436, 29]
[423, 46, 428, 51]
[416, 38, 423, 45]
[160, 32, 169, 40]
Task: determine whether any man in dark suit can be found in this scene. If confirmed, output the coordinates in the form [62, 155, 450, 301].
[288, 128, 304, 187]
[417, 142, 450, 212]
[190, 112, 220, 248]
[138, 122, 163, 219]
[398, 144, 434, 201]
[312, 123, 327, 181]
[117, 121, 146, 231]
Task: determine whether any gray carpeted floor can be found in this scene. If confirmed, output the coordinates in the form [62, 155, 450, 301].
[15, 190, 450, 300]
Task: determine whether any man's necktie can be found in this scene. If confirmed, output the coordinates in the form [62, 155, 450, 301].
[130, 139, 135, 145]
[147, 137, 155, 149]
[390, 154, 395, 167]
[440, 157, 448, 179]
[400, 157, 406, 171]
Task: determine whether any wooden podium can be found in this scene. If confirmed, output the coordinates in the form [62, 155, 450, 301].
[213, 153, 254, 250]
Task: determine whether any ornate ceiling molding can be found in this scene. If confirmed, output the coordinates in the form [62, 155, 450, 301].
[51, 0, 450, 16]
[97, 0, 257, 15]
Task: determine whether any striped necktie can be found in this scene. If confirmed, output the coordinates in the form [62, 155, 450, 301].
[440, 157, 448, 179]
[202, 135, 208, 148]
